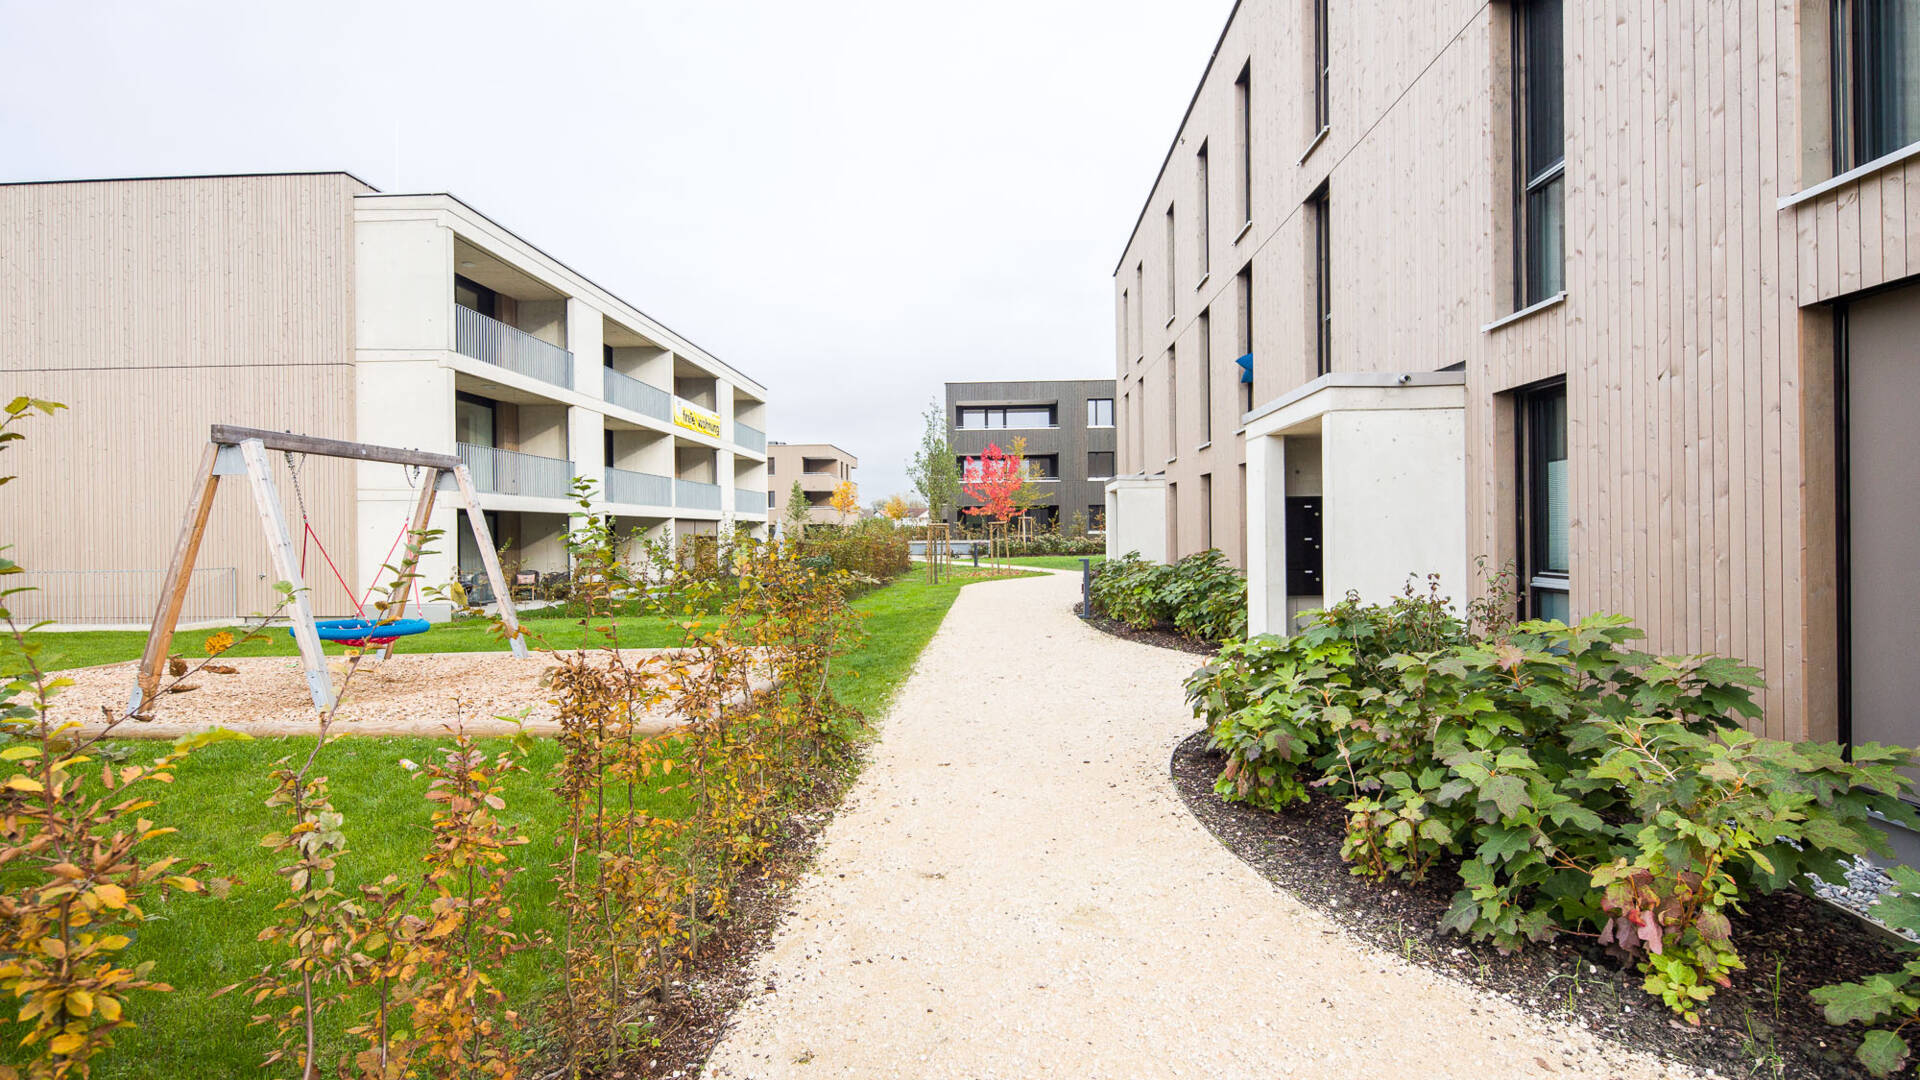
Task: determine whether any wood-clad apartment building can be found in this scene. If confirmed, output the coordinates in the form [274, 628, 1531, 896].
[1, 173, 771, 624]
[1107, 0, 1920, 750]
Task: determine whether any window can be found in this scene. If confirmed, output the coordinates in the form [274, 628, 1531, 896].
[1086, 397, 1114, 427]
[1200, 473, 1214, 550]
[1023, 455, 1059, 480]
[1088, 451, 1116, 479]
[1135, 263, 1146, 358]
[768, 456, 775, 474]
[1833, 0, 1920, 171]
[1310, 185, 1332, 376]
[1196, 142, 1211, 279]
[1236, 264, 1255, 414]
[1165, 204, 1178, 316]
[1166, 346, 1178, 461]
[1120, 289, 1131, 361]
[956, 405, 1057, 429]
[1312, 0, 1330, 133]
[1235, 64, 1253, 226]
[1519, 381, 1569, 621]
[1088, 505, 1106, 529]
[455, 391, 495, 448]
[603, 344, 615, 368]
[454, 275, 497, 318]
[1197, 309, 1213, 443]
[1514, 0, 1566, 306]
[1121, 390, 1132, 470]
[604, 429, 615, 467]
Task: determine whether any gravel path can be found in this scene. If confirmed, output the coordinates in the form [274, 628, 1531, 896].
[704, 570, 1703, 1080]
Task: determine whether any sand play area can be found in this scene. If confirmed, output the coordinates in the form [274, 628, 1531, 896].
[44, 649, 770, 739]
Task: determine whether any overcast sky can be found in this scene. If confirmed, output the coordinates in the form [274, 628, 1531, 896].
[1, 0, 1231, 500]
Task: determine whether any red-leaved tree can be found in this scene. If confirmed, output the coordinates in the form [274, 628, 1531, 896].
[961, 441, 1029, 524]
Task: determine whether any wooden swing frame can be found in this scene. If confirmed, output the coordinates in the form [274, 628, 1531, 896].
[130, 425, 528, 714]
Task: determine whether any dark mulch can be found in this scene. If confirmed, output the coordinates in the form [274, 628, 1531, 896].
[578, 761, 854, 1080]
[1073, 601, 1221, 656]
[1170, 730, 1906, 1080]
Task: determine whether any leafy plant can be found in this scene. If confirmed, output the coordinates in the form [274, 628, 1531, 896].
[1813, 865, 1920, 1076]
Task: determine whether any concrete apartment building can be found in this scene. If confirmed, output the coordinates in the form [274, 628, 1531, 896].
[767, 442, 859, 528]
[945, 379, 1116, 530]
[1108, 0, 1920, 753]
[1, 172, 770, 622]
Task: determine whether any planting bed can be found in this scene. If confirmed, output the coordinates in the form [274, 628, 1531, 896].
[1072, 600, 1220, 656]
[1171, 730, 1903, 1080]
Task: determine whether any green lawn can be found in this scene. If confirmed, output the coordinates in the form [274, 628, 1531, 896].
[2, 568, 1009, 1078]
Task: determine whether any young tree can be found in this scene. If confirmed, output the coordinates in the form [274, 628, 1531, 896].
[783, 479, 810, 539]
[829, 480, 859, 523]
[908, 400, 961, 521]
[960, 441, 1038, 524]
[880, 494, 910, 523]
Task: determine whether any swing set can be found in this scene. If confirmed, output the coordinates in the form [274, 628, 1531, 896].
[130, 425, 528, 714]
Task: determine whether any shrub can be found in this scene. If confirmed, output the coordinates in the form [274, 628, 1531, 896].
[1088, 549, 1247, 642]
[1813, 865, 1920, 1076]
[1183, 591, 1920, 1021]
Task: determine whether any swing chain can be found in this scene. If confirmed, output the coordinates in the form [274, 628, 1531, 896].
[284, 450, 312, 525]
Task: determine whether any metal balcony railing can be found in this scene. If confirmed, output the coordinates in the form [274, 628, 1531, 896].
[454, 305, 575, 389]
[605, 466, 672, 507]
[604, 368, 671, 421]
[734, 422, 767, 454]
[458, 443, 574, 500]
[674, 478, 722, 511]
[734, 487, 766, 514]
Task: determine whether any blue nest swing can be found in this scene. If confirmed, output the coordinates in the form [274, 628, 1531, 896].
[294, 617, 432, 645]
[284, 460, 437, 648]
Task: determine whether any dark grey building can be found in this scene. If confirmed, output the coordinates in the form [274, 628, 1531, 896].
[945, 379, 1117, 530]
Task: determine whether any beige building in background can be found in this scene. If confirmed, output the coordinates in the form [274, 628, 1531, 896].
[1109, 0, 1920, 754]
[768, 442, 858, 529]
[1, 172, 770, 622]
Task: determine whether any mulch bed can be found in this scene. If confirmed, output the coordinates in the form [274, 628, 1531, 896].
[1073, 602, 1221, 656]
[589, 760, 855, 1079]
[1170, 730, 1904, 1080]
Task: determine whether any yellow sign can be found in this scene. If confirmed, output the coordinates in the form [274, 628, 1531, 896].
[672, 399, 721, 438]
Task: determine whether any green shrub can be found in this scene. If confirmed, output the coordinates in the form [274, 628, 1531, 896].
[1183, 591, 1920, 1021]
[1088, 550, 1247, 642]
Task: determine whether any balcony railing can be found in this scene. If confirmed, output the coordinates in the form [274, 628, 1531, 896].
[604, 368, 671, 421]
[674, 478, 722, 511]
[734, 422, 767, 454]
[605, 466, 672, 507]
[458, 443, 574, 500]
[454, 305, 574, 389]
[734, 487, 766, 515]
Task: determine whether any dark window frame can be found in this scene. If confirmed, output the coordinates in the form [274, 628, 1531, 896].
[454, 275, 498, 318]
[1313, 0, 1331, 133]
[1235, 64, 1254, 226]
[1088, 451, 1116, 479]
[1086, 398, 1115, 427]
[1310, 184, 1332, 376]
[1197, 309, 1213, 443]
[1513, 0, 1566, 308]
[1832, 0, 1920, 172]
[1516, 378, 1570, 620]
[1196, 141, 1211, 280]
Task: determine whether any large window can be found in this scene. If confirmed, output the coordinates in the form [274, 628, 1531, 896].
[455, 391, 495, 448]
[1236, 264, 1255, 414]
[1023, 454, 1059, 480]
[1235, 64, 1254, 226]
[1833, 0, 1920, 170]
[1519, 382, 1569, 621]
[1514, 0, 1566, 306]
[1200, 472, 1214, 550]
[1310, 185, 1332, 376]
[454, 275, 497, 318]
[1088, 451, 1116, 479]
[956, 405, 1057, 429]
[1165, 204, 1178, 315]
[1086, 397, 1115, 427]
[1196, 142, 1211, 280]
[1134, 263, 1145, 359]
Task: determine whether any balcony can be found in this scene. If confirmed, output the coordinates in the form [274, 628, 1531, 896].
[734, 487, 766, 515]
[605, 466, 672, 507]
[458, 443, 574, 500]
[797, 471, 844, 492]
[604, 368, 671, 421]
[455, 305, 574, 390]
[735, 422, 767, 454]
[675, 478, 722, 511]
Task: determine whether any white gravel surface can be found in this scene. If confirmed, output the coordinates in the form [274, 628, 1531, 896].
[704, 569, 1703, 1080]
